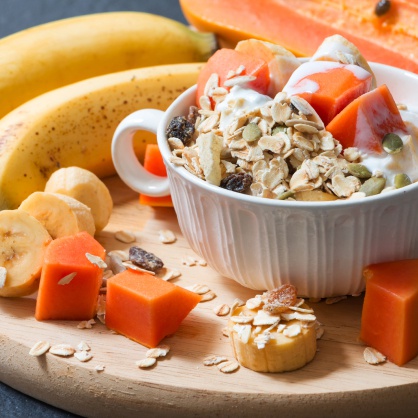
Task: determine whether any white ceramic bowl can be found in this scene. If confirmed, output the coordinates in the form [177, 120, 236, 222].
[112, 62, 418, 298]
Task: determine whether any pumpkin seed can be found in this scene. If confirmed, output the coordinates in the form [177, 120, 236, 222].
[359, 177, 386, 196]
[347, 163, 372, 179]
[277, 190, 295, 200]
[394, 173, 412, 189]
[272, 126, 286, 136]
[243, 123, 262, 143]
[382, 133, 403, 154]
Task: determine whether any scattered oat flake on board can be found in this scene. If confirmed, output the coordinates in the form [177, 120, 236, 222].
[200, 291, 217, 302]
[0, 266, 7, 288]
[96, 295, 106, 316]
[86, 253, 107, 269]
[222, 327, 230, 337]
[213, 304, 230, 316]
[364, 347, 387, 365]
[136, 358, 157, 368]
[158, 229, 176, 244]
[77, 319, 95, 329]
[186, 284, 210, 294]
[217, 360, 240, 373]
[162, 269, 181, 281]
[203, 355, 228, 366]
[74, 351, 93, 362]
[122, 261, 156, 275]
[77, 341, 91, 352]
[49, 344, 75, 357]
[198, 259, 207, 266]
[325, 295, 347, 305]
[58, 272, 77, 285]
[29, 341, 50, 357]
[108, 250, 129, 261]
[95, 365, 105, 372]
[146, 345, 170, 358]
[114, 230, 136, 243]
[182, 256, 197, 266]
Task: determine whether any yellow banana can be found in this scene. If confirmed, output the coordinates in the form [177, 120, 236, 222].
[0, 12, 215, 118]
[0, 63, 202, 209]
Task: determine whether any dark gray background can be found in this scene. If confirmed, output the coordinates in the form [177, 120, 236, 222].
[0, 2, 185, 417]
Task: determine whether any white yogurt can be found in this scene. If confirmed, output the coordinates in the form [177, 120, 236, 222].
[216, 85, 271, 130]
[360, 108, 418, 186]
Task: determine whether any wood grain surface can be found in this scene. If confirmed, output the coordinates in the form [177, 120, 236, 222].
[1, 176, 418, 418]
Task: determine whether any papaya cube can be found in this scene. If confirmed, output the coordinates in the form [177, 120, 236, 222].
[139, 144, 173, 207]
[105, 269, 202, 348]
[283, 61, 372, 125]
[35, 231, 105, 321]
[327, 84, 406, 154]
[360, 259, 418, 366]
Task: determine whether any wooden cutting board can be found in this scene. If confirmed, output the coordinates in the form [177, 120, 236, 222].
[1, 176, 418, 418]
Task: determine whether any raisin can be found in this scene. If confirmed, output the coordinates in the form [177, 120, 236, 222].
[375, 0, 391, 16]
[187, 105, 199, 126]
[262, 284, 297, 314]
[220, 173, 253, 193]
[129, 246, 164, 272]
[166, 116, 195, 145]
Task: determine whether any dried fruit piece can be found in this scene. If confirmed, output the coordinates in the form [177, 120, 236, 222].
[220, 172, 253, 193]
[262, 284, 298, 314]
[129, 246, 164, 273]
[166, 116, 195, 145]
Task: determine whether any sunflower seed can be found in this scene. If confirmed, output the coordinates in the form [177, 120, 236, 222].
[29, 341, 50, 357]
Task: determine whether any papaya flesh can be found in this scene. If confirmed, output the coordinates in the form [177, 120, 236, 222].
[180, 0, 418, 73]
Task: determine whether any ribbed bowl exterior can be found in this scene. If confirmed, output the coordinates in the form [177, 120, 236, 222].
[167, 163, 418, 297]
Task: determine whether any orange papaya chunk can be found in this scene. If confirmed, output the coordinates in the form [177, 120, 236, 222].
[360, 259, 418, 366]
[326, 84, 406, 154]
[139, 144, 173, 207]
[196, 48, 270, 107]
[180, 0, 418, 73]
[105, 269, 202, 348]
[35, 231, 105, 321]
[283, 61, 372, 125]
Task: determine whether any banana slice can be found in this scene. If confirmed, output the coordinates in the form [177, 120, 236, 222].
[0, 210, 52, 297]
[227, 286, 317, 372]
[311, 34, 377, 89]
[18, 192, 95, 239]
[44, 167, 113, 232]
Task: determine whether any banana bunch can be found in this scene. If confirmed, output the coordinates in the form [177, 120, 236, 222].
[0, 12, 215, 118]
[0, 62, 202, 209]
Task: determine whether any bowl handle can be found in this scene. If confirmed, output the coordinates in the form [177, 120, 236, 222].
[111, 109, 170, 197]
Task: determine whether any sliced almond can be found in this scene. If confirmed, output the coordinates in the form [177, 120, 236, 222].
[29, 341, 50, 357]
[58, 272, 77, 285]
[253, 310, 280, 326]
[49, 344, 75, 357]
[283, 324, 301, 337]
[230, 315, 254, 324]
[232, 324, 252, 344]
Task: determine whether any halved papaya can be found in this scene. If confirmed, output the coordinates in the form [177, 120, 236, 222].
[180, 0, 418, 73]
